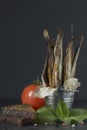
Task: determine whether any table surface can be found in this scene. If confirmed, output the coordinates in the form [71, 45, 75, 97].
[0, 99, 87, 130]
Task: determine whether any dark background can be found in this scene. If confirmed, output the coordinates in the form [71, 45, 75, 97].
[0, 0, 87, 100]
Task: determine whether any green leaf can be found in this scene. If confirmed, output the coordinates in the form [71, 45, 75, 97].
[56, 100, 70, 119]
[70, 115, 87, 123]
[36, 106, 58, 124]
[70, 108, 87, 116]
[69, 108, 87, 123]
[62, 117, 71, 124]
[63, 108, 87, 124]
[36, 103, 87, 125]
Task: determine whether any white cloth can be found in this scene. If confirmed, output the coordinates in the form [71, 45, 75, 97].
[63, 78, 81, 91]
[33, 86, 57, 98]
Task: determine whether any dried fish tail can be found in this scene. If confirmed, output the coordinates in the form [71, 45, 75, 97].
[41, 55, 49, 86]
[71, 36, 84, 78]
[43, 29, 55, 87]
[52, 30, 63, 88]
[63, 38, 75, 82]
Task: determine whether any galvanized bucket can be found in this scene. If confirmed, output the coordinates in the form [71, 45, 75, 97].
[45, 90, 58, 108]
[63, 91, 75, 109]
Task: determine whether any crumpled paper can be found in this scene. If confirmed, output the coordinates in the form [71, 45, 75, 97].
[63, 78, 81, 91]
[32, 86, 57, 98]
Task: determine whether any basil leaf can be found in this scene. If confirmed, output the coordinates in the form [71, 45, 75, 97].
[70, 108, 87, 116]
[63, 108, 87, 124]
[36, 106, 58, 124]
[70, 115, 87, 123]
[56, 100, 70, 119]
[36, 103, 87, 125]
[62, 117, 71, 124]
[69, 108, 87, 123]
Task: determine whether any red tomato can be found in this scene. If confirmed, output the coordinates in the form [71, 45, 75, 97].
[21, 84, 45, 110]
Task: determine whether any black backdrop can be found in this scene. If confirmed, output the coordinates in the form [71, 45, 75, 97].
[0, 0, 87, 100]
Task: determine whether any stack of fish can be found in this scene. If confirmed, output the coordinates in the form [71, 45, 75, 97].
[41, 29, 84, 90]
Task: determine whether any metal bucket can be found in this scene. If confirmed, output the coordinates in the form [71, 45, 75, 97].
[63, 91, 75, 109]
[45, 90, 58, 108]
